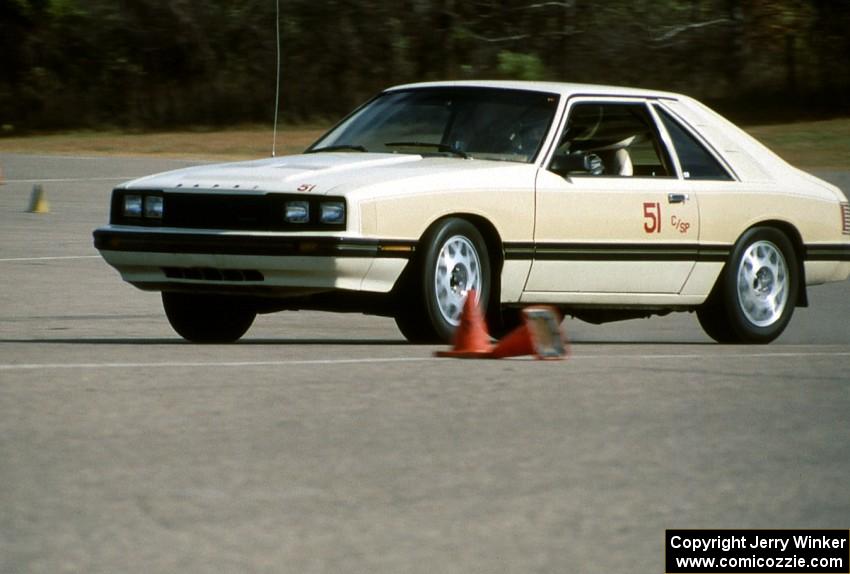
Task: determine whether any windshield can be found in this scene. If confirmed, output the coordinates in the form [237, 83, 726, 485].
[308, 87, 560, 163]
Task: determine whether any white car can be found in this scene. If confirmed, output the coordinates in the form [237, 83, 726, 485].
[94, 80, 850, 344]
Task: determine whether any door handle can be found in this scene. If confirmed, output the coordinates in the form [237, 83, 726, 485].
[668, 193, 689, 204]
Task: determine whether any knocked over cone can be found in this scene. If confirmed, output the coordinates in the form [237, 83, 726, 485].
[435, 301, 569, 360]
[489, 306, 568, 360]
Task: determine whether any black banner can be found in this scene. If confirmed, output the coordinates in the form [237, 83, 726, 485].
[666, 530, 849, 573]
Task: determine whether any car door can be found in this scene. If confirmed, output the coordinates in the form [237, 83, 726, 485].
[525, 98, 700, 295]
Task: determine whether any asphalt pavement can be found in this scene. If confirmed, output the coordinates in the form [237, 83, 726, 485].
[1, 153, 849, 574]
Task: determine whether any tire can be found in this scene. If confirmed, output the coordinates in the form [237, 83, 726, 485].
[696, 303, 737, 343]
[394, 218, 491, 344]
[698, 227, 798, 344]
[488, 306, 524, 339]
[394, 307, 438, 343]
[162, 292, 256, 343]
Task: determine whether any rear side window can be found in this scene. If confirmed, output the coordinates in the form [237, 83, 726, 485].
[656, 107, 733, 181]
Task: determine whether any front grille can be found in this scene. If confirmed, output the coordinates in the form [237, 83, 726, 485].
[110, 190, 346, 231]
[842, 203, 850, 235]
[165, 193, 271, 230]
[163, 267, 264, 282]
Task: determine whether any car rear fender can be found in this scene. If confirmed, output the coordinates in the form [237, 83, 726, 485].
[724, 220, 808, 308]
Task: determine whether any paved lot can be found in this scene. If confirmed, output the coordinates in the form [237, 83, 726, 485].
[1, 153, 849, 573]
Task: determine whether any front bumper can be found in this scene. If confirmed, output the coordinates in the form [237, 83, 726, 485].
[93, 226, 415, 295]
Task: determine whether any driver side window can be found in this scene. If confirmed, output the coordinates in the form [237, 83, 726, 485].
[549, 102, 673, 178]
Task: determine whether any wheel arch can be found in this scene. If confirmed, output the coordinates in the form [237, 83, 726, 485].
[395, 212, 505, 316]
[738, 219, 808, 307]
[751, 219, 809, 307]
[447, 213, 505, 275]
[427, 211, 504, 271]
[432, 213, 508, 327]
[699, 222, 805, 343]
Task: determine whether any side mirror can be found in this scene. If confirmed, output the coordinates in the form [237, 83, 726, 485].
[550, 152, 604, 176]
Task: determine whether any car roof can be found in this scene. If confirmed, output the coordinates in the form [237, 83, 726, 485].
[386, 80, 681, 100]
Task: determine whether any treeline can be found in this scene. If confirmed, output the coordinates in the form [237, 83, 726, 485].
[1, 0, 849, 132]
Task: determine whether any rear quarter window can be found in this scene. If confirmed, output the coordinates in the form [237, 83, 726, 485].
[655, 106, 733, 181]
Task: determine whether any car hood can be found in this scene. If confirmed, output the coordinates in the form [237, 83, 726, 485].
[120, 153, 536, 198]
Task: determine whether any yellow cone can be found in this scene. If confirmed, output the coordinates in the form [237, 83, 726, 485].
[28, 184, 49, 214]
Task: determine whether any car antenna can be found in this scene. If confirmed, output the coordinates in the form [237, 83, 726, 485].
[271, 0, 281, 157]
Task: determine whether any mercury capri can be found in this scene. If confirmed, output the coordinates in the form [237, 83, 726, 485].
[93, 81, 850, 343]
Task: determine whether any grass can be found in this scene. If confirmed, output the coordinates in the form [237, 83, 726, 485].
[0, 125, 327, 160]
[745, 119, 850, 170]
[0, 119, 848, 169]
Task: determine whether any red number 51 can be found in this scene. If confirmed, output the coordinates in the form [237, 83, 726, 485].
[643, 202, 661, 234]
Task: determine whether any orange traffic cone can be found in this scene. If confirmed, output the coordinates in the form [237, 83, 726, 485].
[489, 306, 568, 360]
[435, 290, 493, 358]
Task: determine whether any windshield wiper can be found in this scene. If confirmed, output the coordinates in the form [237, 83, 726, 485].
[384, 141, 469, 159]
[306, 144, 367, 153]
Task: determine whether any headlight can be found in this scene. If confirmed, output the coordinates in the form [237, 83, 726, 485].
[144, 196, 164, 219]
[319, 201, 345, 224]
[285, 201, 309, 223]
[115, 191, 163, 223]
[123, 195, 143, 217]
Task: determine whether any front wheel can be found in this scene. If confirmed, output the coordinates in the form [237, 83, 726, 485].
[162, 292, 256, 343]
[698, 227, 798, 344]
[394, 218, 491, 343]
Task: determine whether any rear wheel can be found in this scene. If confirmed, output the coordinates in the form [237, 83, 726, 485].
[394, 218, 491, 343]
[698, 227, 798, 344]
[162, 292, 256, 343]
